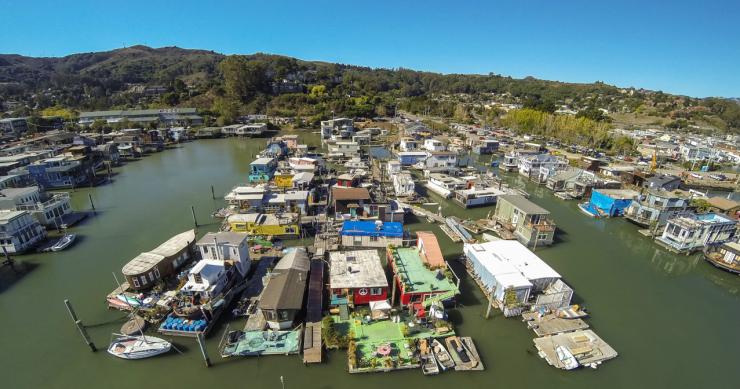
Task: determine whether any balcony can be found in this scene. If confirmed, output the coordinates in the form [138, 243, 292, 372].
[16, 193, 70, 212]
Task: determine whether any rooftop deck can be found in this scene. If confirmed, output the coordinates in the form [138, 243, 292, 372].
[391, 247, 458, 294]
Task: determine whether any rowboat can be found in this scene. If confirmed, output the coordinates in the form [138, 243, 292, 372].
[107, 334, 171, 360]
[418, 338, 439, 375]
[445, 336, 478, 369]
[431, 339, 455, 371]
[51, 234, 76, 251]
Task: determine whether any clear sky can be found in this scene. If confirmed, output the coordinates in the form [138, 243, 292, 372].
[1, 0, 737, 98]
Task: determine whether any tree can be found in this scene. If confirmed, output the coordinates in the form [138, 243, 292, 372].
[219, 56, 269, 103]
[212, 97, 239, 125]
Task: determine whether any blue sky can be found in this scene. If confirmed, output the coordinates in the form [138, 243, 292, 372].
[1, 0, 738, 97]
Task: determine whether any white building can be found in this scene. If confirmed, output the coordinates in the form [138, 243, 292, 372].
[656, 213, 736, 254]
[463, 240, 560, 315]
[0, 210, 46, 253]
[399, 138, 420, 152]
[386, 160, 402, 175]
[518, 154, 567, 179]
[423, 139, 445, 152]
[393, 173, 416, 197]
[329, 141, 360, 157]
[181, 259, 230, 299]
[425, 151, 458, 172]
[195, 232, 251, 277]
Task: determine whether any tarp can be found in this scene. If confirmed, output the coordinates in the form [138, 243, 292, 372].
[340, 221, 404, 237]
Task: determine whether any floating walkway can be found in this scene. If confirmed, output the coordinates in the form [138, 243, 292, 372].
[522, 311, 590, 337]
[534, 329, 618, 370]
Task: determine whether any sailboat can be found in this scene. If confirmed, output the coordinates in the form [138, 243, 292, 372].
[107, 333, 171, 360]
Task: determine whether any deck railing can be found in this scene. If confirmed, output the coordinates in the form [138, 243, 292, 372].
[16, 192, 70, 212]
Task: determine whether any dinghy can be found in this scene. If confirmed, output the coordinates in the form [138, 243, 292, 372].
[51, 234, 76, 251]
[108, 334, 171, 360]
[431, 339, 455, 371]
[419, 338, 440, 375]
[556, 345, 579, 370]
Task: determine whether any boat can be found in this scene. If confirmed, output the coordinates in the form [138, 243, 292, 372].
[51, 234, 76, 251]
[431, 339, 455, 371]
[555, 345, 579, 370]
[419, 338, 439, 375]
[577, 202, 601, 218]
[107, 334, 171, 360]
[445, 336, 478, 369]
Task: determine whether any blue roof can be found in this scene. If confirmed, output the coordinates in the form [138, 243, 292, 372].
[340, 221, 404, 237]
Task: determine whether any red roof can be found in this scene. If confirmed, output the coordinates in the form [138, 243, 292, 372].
[416, 231, 445, 268]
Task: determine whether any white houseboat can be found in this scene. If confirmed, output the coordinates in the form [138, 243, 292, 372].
[425, 173, 465, 198]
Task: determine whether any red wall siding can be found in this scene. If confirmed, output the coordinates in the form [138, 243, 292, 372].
[352, 287, 388, 305]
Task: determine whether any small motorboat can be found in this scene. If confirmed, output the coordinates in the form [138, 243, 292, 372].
[431, 339, 455, 371]
[577, 202, 600, 218]
[418, 339, 439, 376]
[556, 345, 579, 370]
[108, 334, 171, 360]
[51, 234, 77, 251]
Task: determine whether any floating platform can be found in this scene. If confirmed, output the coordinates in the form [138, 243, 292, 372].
[533, 330, 618, 370]
[221, 327, 303, 357]
[120, 315, 147, 335]
[303, 322, 322, 364]
[522, 312, 590, 337]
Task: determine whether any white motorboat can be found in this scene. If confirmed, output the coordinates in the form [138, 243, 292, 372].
[51, 234, 76, 251]
[555, 345, 579, 370]
[108, 334, 171, 360]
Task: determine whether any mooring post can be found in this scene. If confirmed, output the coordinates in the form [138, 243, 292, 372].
[211, 185, 216, 200]
[191, 205, 198, 228]
[196, 332, 211, 367]
[88, 194, 96, 215]
[484, 287, 494, 319]
[64, 299, 97, 352]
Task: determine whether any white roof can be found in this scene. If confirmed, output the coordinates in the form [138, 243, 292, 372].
[466, 240, 560, 282]
[149, 229, 196, 257]
[251, 157, 275, 165]
[329, 250, 388, 289]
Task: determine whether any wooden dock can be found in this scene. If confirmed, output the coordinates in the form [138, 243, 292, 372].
[533, 329, 618, 370]
[522, 312, 590, 337]
[302, 322, 322, 364]
[409, 205, 445, 224]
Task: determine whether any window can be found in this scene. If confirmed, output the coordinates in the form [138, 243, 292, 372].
[370, 288, 383, 296]
[132, 277, 140, 288]
[154, 268, 160, 278]
[370, 236, 379, 242]
[149, 272, 155, 282]
[538, 233, 548, 240]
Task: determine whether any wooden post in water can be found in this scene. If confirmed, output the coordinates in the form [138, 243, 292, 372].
[211, 185, 216, 199]
[88, 194, 96, 215]
[191, 206, 198, 228]
[64, 299, 97, 352]
[196, 332, 211, 367]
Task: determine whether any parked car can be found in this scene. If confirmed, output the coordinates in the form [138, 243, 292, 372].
[709, 174, 727, 181]
[690, 172, 703, 179]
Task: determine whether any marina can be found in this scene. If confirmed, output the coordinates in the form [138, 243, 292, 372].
[0, 132, 737, 389]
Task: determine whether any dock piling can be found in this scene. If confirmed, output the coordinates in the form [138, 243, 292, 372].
[196, 332, 211, 367]
[211, 185, 216, 199]
[64, 299, 97, 352]
[191, 205, 198, 228]
[88, 194, 96, 215]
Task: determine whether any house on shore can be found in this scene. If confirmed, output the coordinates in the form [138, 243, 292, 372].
[493, 195, 556, 247]
[259, 247, 310, 330]
[329, 250, 388, 307]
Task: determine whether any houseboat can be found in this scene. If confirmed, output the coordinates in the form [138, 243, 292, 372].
[329, 250, 389, 307]
[121, 229, 196, 291]
[463, 240, 562, 316]
[453, 185, 506, 208]
[393, 172, 416, 197]
[578, 189, 639, 218]
[655, 213, 736, 254]
[425, 173, 465, 198]
[704, 242, 740, 274]
[624, 190, 692, 228]
[248, 157, 277, 183]
[259, 248, 310, 330]
[340, 220, 404, 248]
[0, 209, 46, 253]
[493, 195, 556, 247]
[226, 213, 300, 238]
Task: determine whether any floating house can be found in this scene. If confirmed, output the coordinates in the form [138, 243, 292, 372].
[472, 139, 499, 154]
[518, 154, 567, 179]
[579, 189, 638, 218]
[706, 196, 740, 219]
[387, 242, 460, 313]
[224, 185, 308, 215]
[332, 186, 370, 218]
[329, 250, 389, 307]
[289, 157, 322, 172]
[0, 186, 74, 227]
[399, 138, 420, 152]
[425, 173, 465, 198]
[493, 195, 556, 247]
[454, 185, 506, 208]
[340, 220, 404, 248]
[23, 156, 93, 189]
[328, 141, 360, 157]
[392, 172, 415, 197]
[645, 174, 682, 191]
[425, 151, 458, 173]
[195, 232, 250, 278]
[227, 213, 300, 238]
[624, 190, 692, 228]
[0, 209, 46, 253]
[121, 229, 196, 291]
[463, 240, 561, 316]
[259, 248, 310, 330]
[655, 213, 736, 254]
[423, 139, 446, 152]
[704, 241, 740, 274]
[387, 160, 402, 175]
[248, 157, 277, 183]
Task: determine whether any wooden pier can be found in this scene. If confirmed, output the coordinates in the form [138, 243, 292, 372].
[521, 311, 590, 337]
[302, 322, 322, 364]
[533, 329, 618, 370]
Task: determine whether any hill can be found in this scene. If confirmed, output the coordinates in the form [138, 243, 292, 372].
[0, 45, 737, 133]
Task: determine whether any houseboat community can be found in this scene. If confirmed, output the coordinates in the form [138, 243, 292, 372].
[2, 110, 738, 376]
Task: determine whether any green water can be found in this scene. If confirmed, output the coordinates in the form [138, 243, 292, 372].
[1, 134, 738, 389]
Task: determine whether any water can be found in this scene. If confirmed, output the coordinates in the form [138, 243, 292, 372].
[1, 134, 738, 389]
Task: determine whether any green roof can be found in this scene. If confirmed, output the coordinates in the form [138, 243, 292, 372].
[391, 247, 458, 294]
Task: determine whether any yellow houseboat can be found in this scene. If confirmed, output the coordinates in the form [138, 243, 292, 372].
[226, 213, 300, 238]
